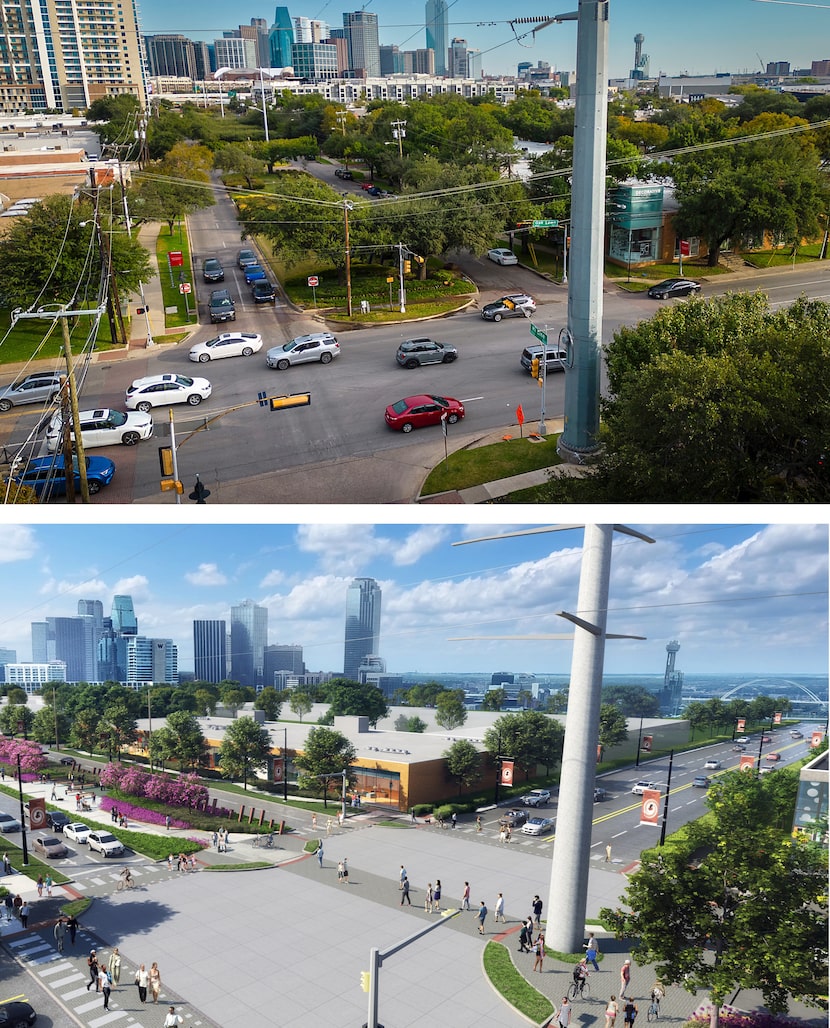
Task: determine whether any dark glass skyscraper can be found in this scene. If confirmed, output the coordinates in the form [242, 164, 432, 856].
[343, 11, 380, 77]
[270, 6, 294, 68]
[425, 0, 448, 75]
[194, 620, 228, 683]
[343, 578, 381, 681]
[230, 600, 268, 688]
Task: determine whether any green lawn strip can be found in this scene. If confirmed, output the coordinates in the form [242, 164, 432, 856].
[155, 225, 198, 330]
[0, 310, 119, 367]
[483, 940, 554, 1024]
[61, 897, 91, 917]
[421, 436, 561, 495]
[0, 840, 72, 885]
[739, 247, 823, 268]
[203, 861, 271, 871]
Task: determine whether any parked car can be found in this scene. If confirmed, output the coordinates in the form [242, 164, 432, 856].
[125, 374, 211, 412]
[189, 332, 262, 363]
[11, 454, 115, 498]
[334, 167, 353, 180]
[202, 257, 224, 282]
[631, 780, 660, 795]
[361, 182, 375, 190]
[0, 371, 63, 412]
[647, 278, 701, 299]
[87, 830, 124, 857]
[487, 247, 518, 265]
[498, 809, 529, 828]
[251, 280, 276, 304]
[46, 810, 72, 833]
[765, 751, 781, 762]
[481, 294, 536, 321]
[63, 822, 91, 844]
[521, 344, 567, 375]
[33, 834, 68, 858]
[384, 394, 464, 433]
[0, 999, 37, 1026]
[366, 185, 382, 197]
[703, 759, 722, 770]
[237, 248, 257, 268]
[59, 756, 74, 765]
[395, 338, 458, 368]
[266, 333, 340, 370]
[208, 288, 236, 323]
[0, 812, 21, 832]
[521, 789, 551, 807]
[692, 775, 711, 788]
[45, 407, 153, 452]
[593, 787, 607, 802]
[521, 816, 554, 836]
[243, 264, 267, 284]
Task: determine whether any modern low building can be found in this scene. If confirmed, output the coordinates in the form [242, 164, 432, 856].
[4, 662, 67, 690]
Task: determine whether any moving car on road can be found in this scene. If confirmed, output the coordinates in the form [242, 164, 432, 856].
[189, 332, 263, 363]
[266, 333, 339, 370]
[692, 775, 711, 788]
[521, 344, 567, 376]
[703, 759, 722, 770]
[202, 257, 224, 282]
[521, 816, 554, 836]
[237, 248, 257, 268]
[647, 278, 701, 299]
[243, 264, 267, 284]
[765, 751, 781, 762]
[0, 371, 63, 412]
[384, 394, 464, 433]
[498, 809, 529, 828]
[593, 787, 607, 802]
[0, 999, 37, 1026]
[521, 789, 551, 807]
[251, 280, 276, 303]
[87, 830, 124, 857]
[481, 294, 536, 321]
[631, 780, 660, 795]
[334, 167, 353, 179]
[11, 454, 115, 498]
[395, 339, 458, 368]
[487, 247, 518, 265]
[125, 374, 211, 412]
[45, 408, 153, 451]
[208, 289, 236, 323]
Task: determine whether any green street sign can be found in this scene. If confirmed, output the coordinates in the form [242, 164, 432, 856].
[532, 219, 559, 228]
[530, 323, 548, 344]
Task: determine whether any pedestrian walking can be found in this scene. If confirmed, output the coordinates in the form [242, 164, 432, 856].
[149, 961, 161, 1003]
[605, 843, 612, 862]
[499, 825, 507, 845]
[585, 933, 600, 971]
[532, 895, 543, 926]
[433, 879, 442, 912]
[19, 901, 30, 928]
[326, 817, 333, 837]
[167, 853, 174, 872]
[605, 996, 619, 1028]
[44, 874, 53, 897]
[53, 917, 67, 953]
[425, 882, 434, 912]
[50, 783, 56, 800]
[518, 921, 531, 953]
[341, 857, 349, 884]
[559, 996, 573, 1027]
[495, 892, 505, 923]
[99, 965, 111, 1007]
[505, 825, 512, 843]
[337, 809, 344, 827]
[2, 893, 12, 922]
[12, 894, 22, 918]
[36, 875, 43, 898]
[477, 900, 487, 934]
[624, 999, 639, 1028]
[2, 852, 10, 875]
[451, 812, 457, 829]
[311, 813, 318, 832]
[317, 842, 324, 868]
[108, 947, 122, 986]
[462, 881, 471, 910]
[212, 831, 218, 849]
[399, 865, 406, 890]
[135, 963, 149, 1003]
[165, 815, 171, 830]
[476, 816, 482, 833]
[400, 876, 411, 905]
[87, 950, 99, 991]
[66, 913, 78, 945]
[163, 1006, 183, 1026]
[533, 933, 546, 973]
[620, 959, 631, 998]
[337, 860, 344, 882]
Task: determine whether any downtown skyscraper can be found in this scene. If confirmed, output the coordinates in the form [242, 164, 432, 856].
[230, 600, 268, 689]
[343, 578, 381, 681]
[425, 0, 449, 76]
[194, 620, 228, 684]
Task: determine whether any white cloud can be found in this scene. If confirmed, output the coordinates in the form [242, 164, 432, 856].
[294, 524, 448, 574]
[259, 569, 285, 588]
[0, 525, 37, 563]
[184, 563, 227, 587]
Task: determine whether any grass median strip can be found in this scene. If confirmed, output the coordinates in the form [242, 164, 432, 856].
[483, 940, 554, 1024]
[422, 435, 560, 495]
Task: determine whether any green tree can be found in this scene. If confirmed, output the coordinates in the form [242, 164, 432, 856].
[444, 739, 482, 793]
[99, 702, 137, 761]
[601, 685, 659, 717]
[404, 682, 445, 706]
[71, 708, 100, 753]
[545, 690, 569, 714]
[484, 711, 564, 778]
[6, 687, 27, 705]
[255, 687, 283, 722]
[164, 711, 208, 770]
[601, 772, 827, 1022]
[30, 706, 70, 747]
[218, 716, 272, 790]
[220, 686, 247, 717]
[598, 703, 629, 756]
[435, 689, 467, 730]
[214, 143, 263, 188]
[130, 141, 215, 235]
[293, 726, 357, 806]
[0, 704, 34, 736]
[481, 688, 506, 712]
[148, 726, 178, 770]
[194, 686, 219, 715]
[0, 195, 152, 310]
[289, 692, 313, 721]
[394, 715, 427, 733]
[324, 679, 389, 727]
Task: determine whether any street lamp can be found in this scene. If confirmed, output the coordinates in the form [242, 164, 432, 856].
[257, 68, 272, 142]
[343, 195, 354, 317]
[635, 713, 645, 768]
[213, 67, 234, 118]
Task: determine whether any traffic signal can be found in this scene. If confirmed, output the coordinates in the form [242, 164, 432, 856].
[360, 971, 371, 993]
[530, 356, 540, 379]
[158, 446, 174, 477]
[189, 476, 210, 503]
[403, 260, 411, 274]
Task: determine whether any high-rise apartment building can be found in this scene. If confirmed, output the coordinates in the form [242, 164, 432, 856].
[194, 620, 228, 683]
[111, 596, 138, 637]
[0, 0, 146, 115]
[343, 578, 381, 681]
[248, 18, 271, 67]
[343, 12, 380, 77]
[291, 42, 339, 80]
[127, 637, 178, 684]
[31, 616, 96, 682]
[449, 38, 467, 78]
[425, 0, 448, 76]
[215, 35, 258, 70]
[144, 35, 197, 78]
[230, 600, 268, 689]
[193, 41, 214, 80]
[270, 7, 294, 68]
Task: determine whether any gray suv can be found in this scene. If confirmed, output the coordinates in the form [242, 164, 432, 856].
[0, 371, 63, 411]
[520, 344, 566, 375]
[209, 289, 236, 323]
[481, 294, 536, 321]
[395, 338, 458, 368]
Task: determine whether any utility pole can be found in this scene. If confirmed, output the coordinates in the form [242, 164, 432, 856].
[397, 242, 406, 314]
[336, 111, 347, 135]
[391, 119, 406, 158]
[343, 195, 354, 317]
[118, 159, 154, 347]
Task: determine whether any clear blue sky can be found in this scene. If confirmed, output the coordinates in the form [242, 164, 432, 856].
[0, 521, 826, 676]
[138, 0, 830, 80]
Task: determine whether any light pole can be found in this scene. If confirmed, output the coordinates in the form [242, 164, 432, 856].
[16, 755, 29, 866]
[214, 67, 233, 118]
[258, 68, 270, 142]
[635, 713, 644, 768]
[343, 195, 354, 317]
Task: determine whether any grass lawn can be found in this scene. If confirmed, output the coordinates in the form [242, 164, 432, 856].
[421, 435, 560, 495]
[739, 245, 824, 268]
[483, 941, 554, 1023]
[0, 310, 120, 367]
[155, 224, 199, 330]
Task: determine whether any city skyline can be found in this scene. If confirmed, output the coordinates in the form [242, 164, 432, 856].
[0, 522, 826, 679]
[137, 0, 830, 80]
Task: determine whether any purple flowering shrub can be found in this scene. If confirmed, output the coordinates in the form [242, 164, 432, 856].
[98, 764, 232, 823]
[688, 1006, 805, 1028]
[99, 796, 190, 830]
[0, 738, 46, 774]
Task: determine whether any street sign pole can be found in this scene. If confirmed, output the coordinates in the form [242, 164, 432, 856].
[540, 326, 548, 436]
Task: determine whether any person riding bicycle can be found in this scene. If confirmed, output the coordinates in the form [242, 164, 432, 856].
[573, 960, 589, 991]
[266, 831, 274, 848]
[119, 867, 133, 887]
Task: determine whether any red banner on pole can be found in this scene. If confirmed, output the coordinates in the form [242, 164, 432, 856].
[811, 730, 824, 748]
[28, 796, 47, 828]
[273, 761, 283, 783]
[679, 240, 690, 256]
[516, 404, 524, 426]
[641, 735, 653, 752]
[739, 755, 755, 772]
[639, 789, 660, 826]
[773, 711, 782, 724]
[500, 760, 514, 786]
[736, 718, 746, 734]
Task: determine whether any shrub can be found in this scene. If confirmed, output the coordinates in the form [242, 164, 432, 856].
[412, 804, 433, 816]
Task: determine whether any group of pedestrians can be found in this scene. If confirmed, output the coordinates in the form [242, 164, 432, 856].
[85, 948, 122, 1009]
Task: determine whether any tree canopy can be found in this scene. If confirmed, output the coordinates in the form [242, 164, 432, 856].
[322, 678, 389, 727]
[444, 739, 482, 793]
[435, 689, 467, 730]
[218, 716, 272, 790]
[293, 726, 357, 805]
[483, 711, 564, 778]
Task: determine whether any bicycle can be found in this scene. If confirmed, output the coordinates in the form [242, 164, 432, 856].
[116, 876, 135, 892]
[569, 975, 591, 1000]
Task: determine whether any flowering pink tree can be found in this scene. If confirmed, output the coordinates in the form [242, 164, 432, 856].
[0, 737, 46, 775]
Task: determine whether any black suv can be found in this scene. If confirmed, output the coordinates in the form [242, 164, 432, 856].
[334, 168, 353, 180]
[209, 289, 236, 323]
[202, 258, 224, 282]
[47, 810, 72, 833]
[251, 280, 276, 304]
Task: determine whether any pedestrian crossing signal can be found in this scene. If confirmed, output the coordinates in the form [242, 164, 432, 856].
[360, 971, 371, 993]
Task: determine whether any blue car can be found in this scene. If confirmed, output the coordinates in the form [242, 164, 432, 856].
[243, 264, 266, 284]
[12, 454, 115, 499]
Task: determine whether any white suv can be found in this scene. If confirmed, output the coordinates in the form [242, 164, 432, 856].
[46, 408, 153, 452]
[87, 830, 124, 857]
[521, 789, 551, 807]
[631, 781, 659, 795]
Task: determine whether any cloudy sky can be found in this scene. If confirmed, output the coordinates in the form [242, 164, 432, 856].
[0, 520, 826, 677]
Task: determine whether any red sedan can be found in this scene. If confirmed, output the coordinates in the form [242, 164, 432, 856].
[384, 394, 465, 433]
[765, 752, 781, 762]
